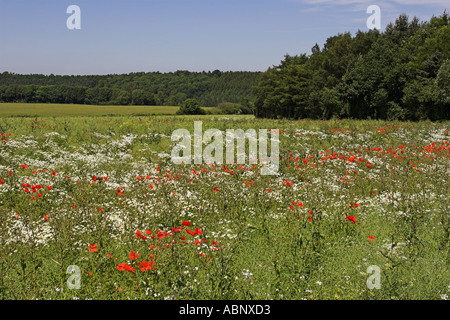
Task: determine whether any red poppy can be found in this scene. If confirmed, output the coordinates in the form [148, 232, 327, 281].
[182, 221, 191, 226]
[157, 231, 165, 239]
[136, 230, 147, 240]
[21, 164, 28, 169]
[98, 207, 103, 212]
[89, 244, 98, 252]
[368, 235, 375, 242]
[117, 263, 135, 273]
[172, 227, 182, 233]
[43, 214, 50, 221]
[129, 251, 139, 260]
[139, 260, 155, 272]
[346, 215, 357, 224]
[47, 186, 52, 190]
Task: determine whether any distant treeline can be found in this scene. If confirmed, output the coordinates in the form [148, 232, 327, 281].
[0, 70, 260, 108]
[254, 12, 450, 121]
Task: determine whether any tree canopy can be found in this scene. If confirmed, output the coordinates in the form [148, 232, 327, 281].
[0, 70, 260, 108]
[253, 12, 450, 121]
[176, 98, 205, 115]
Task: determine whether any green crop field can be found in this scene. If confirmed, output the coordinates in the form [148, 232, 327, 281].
[0, 113, 448, 300]
[0, 103, 182, 117]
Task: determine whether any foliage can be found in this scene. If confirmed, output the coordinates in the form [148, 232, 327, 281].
[0, 70, 261, 108]
[216, 101, 253, 115]
[254, 12, 450, 121]
[176, 99, 205, 115]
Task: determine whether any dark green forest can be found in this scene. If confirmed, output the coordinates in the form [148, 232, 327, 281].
[0, 70, 260, 109]
[254, 12, 449, 121]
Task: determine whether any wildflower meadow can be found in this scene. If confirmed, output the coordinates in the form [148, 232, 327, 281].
[0, 115, 448, 300]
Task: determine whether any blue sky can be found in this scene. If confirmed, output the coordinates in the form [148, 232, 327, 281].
[0, 0, 448, 75]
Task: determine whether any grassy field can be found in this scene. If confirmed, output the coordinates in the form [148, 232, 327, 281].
[0, 113, 448, 300]
[0, 103, 181, 117]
